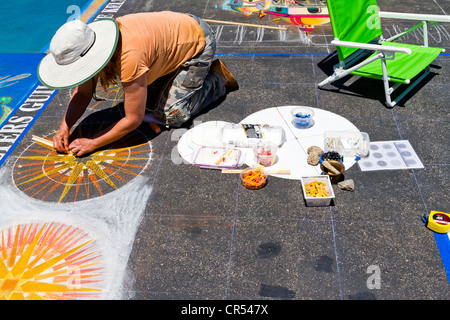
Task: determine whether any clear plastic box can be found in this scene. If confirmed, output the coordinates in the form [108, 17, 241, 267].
[301, 175, 335, 206]
[324, 131, 370, 157]
[193, 147, 242, 169]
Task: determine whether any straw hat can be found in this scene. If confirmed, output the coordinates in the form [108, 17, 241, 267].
[38, 18, 119, 89]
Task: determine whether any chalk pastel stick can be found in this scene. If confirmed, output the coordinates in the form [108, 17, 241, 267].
[32, 135, 54, 148]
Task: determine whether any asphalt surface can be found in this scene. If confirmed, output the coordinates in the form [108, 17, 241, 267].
[3, 0, 449, 301]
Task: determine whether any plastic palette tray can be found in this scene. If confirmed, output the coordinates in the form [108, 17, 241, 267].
[358, 140, 424, 171]
[194, 147, 242, 169]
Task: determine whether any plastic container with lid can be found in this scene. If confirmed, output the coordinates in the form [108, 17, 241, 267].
[324, 131, 370, 157]
[193, 147, 242, 169]
[291, 106, 315, 129]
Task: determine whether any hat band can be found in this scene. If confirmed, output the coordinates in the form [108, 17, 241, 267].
[80, 31, 96, 57]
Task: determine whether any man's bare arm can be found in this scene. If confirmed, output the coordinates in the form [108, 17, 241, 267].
[68, 73, 147, 156]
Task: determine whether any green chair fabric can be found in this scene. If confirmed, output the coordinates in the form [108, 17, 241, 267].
[351, 42, 443, 83]
[327, 0, 382, 60]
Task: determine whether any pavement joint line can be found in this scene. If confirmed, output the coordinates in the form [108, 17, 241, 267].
[329, 206, 343, 299]
[224, 176, 242, 299]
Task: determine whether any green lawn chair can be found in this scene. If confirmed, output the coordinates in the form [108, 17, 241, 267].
[318, 0, 450, 107]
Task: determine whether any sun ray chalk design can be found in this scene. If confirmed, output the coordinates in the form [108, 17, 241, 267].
[0, 164, 154, 300]
[0, 222, 104, 300]
[2, 85, 154, 299]
[13, 128, 153, 203]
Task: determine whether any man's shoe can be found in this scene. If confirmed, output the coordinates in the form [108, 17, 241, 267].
[211, 59, 239, 92]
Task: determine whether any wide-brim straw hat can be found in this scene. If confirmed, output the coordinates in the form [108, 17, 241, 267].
[38, 18, 119, 89]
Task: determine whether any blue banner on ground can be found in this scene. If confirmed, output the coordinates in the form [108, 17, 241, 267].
[0, 53, 44, 124]
[0, 53, 56, 167]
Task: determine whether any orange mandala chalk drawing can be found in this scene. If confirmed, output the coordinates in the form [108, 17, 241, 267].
[13, 129, 153, 203]
[0, 222, 104, 300]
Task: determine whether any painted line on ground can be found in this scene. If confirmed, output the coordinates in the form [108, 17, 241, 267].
[434, 233, 450, 284]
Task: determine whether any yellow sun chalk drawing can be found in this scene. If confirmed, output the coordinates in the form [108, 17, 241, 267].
[85, 160, 118, 190]
[57, 162, 85, 204]
[15, 161, 77, 187]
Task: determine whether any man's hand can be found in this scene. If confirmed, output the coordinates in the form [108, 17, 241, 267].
[68, 138, 98, 157]
[53, 128, 70, 153]
[54, 78, 94, 153]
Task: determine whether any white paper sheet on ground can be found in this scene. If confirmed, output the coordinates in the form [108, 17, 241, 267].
[358, 140, 424, 171]
[178, 106, 363, 180]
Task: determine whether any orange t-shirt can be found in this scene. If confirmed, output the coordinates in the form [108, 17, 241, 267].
[116, 12, 206, 85]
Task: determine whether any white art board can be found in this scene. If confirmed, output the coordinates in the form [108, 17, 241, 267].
[178, 106, 363, 180]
